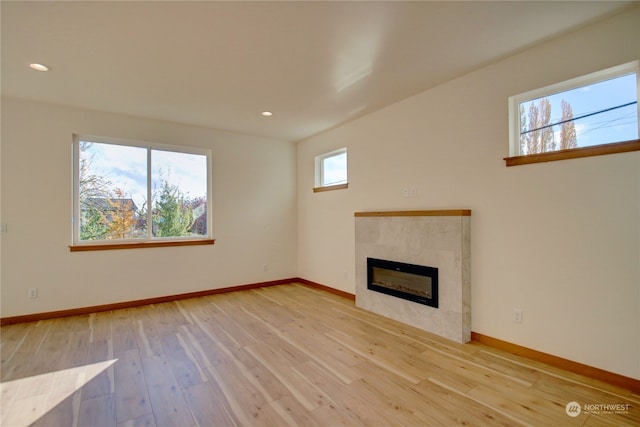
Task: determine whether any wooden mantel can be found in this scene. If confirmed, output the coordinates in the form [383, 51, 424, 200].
[354, 210, 471, 217]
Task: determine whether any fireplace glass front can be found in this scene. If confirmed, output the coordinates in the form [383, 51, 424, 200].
[367, 257, 438, 308]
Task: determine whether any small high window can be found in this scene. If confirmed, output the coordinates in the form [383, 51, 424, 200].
[72, 135, 212, 249]
[314, 148, 348, 192]
[506, 61, 639, 166]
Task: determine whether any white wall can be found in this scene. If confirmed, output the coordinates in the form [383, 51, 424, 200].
[1, 98, 297, 317]
[297, 7, 640, 379]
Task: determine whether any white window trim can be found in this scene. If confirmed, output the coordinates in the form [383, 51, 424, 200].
[314, 147, 348, 189]
[72, 134, 213, 247]
[508, 60, 639, 157]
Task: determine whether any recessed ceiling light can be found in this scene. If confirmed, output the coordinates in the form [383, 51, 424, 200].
[261, 111, 273, 117]
[29, 63, 50, 71]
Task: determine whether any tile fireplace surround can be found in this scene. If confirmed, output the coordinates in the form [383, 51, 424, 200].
[355, 210, 471, 343]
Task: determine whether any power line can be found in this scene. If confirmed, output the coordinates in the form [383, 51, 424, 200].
[520, 101, 637, 136]
[578, 114, 636, 134]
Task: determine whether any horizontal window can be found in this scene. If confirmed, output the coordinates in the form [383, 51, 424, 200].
[507, 61, 639, 164]
[72, 135, 212, 248]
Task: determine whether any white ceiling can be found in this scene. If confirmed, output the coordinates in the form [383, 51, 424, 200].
[1, 1, 634, 142]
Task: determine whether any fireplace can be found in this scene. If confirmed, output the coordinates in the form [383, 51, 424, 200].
[367, 257, 438, 308]
[356, 210, 470, 343]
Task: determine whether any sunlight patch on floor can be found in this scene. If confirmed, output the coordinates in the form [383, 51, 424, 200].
[1, 359, 117, 426]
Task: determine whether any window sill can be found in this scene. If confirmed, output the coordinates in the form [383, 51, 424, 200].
[70, 239, 215, 252]
[504, 139, 640, 167]
[313, 183, 349, 193]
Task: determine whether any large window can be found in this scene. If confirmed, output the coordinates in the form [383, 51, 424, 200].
[507, 61, 639, 165]
[314, 148, 348, 192]
[72, 135, 212, 249]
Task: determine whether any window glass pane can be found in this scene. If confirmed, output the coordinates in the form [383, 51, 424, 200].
[79, 141, 147, 240]
[519, 73, 638, 154]
[151, 150, 208, 237]
[322, 152, 347, 186]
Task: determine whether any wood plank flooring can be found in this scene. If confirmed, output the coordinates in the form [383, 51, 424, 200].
[1, 283, 639, 426]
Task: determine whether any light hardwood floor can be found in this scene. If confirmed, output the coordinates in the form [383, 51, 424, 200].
[1, 283, 639, 426]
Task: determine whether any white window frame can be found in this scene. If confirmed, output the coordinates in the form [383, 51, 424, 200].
[508, 61, 639, 158]
[314, 148, 348, 191]
[72, 134, 213, 247]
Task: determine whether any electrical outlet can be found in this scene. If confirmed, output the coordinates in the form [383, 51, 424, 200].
[402, 187, 410, 198]
[263, 264, 268, 272]
[512, 308, 523, 323]
[28, 288, 38, 299]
